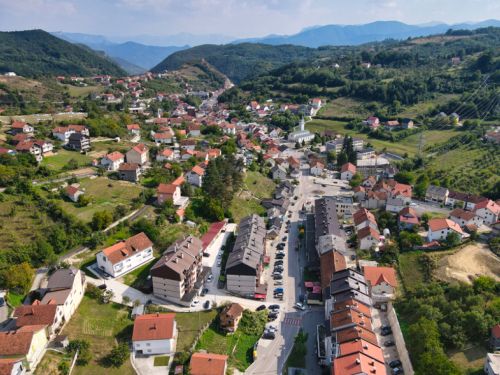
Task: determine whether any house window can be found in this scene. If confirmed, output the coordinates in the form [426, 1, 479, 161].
[136, 344, 140, 347]
[147, 349, 152, 353]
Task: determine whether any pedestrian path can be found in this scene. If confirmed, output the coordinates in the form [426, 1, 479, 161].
[283, 317, 302, 326]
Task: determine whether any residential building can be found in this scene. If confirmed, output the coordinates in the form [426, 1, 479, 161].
[474, 200, 500, 225]
[118, 162, 141, 181]
[484, 353, 500, 375]
[190, 353, 228, 375]
[10, 122, 34, 135]
[185, 165, 205, 187]
[340, 163, 356, 181]
[68, 125, 89, 136]
[386, 197, 406, 213]
[223, 124, 236, 134]
[180, 139, 196, 151]
[450, 208, 483, 228]
[385, 120, 400, 131]
[13, 303, 61, 337]
[274, 180, 296, 199]
[40, 266, 86, 323]
[0, 325, 49, 371]
[329, 269, 371, 306]
[33, 139, 53, 155]
[11, 133, 32, 145]
[428, 218, 464, 242]
[361, 176, 376, 188]
[320, 250, 346, 290]
[126, 144, 149, 165]
[358, 226, 381, 250]
[490, 325, 500, 350]
[373, 179, 412, 203]
[154, 132, 172, 145]
[274, 158, 289, 170]
[181, 149, 194, 160]
[365, 191, 387, 209]
[425, 185, 449, 204]
[67, 133, 90, 151]
[314, 198, 344, 256]
[271, 165, 287, 180]
[226, 215, 266, 296]
[382, 164, 399, 179]
[326, 137, 363, 153]
[66, 185, 84, 202]
[96, 232, 154, 278]
[188, 125, 201, 137]
[157, 183, 181, 205]
[101, 151, 125, 171]
[290, 167, 300, 179]
[132, 313, 177, 355]
[156, 149, 174, 162]
[312, 98, 322, 108]
[219, 303, 244, 332]
[357, 148, 375, 159]
[401, 119, 414, 129]
[363, 266, 397, 303]
[150, 235, 205, 306]
[447, 191, 487, 210]
[310, 159, 325, 176]
[0, 358, 26, 375]
[334, 196, 354, 217]
[15, 141, 43, 163]
[286, 156, 300, 169]
[353, 186, 366, 201]
[398, 207, 419, 229]
[52, 126, 75, 142]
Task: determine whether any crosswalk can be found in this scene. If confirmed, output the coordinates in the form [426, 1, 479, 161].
[283, 317, 302, 326]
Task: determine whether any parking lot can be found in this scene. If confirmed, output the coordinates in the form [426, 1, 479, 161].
[371, 306, 401, 373]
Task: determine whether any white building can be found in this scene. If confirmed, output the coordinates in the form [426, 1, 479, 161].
[96, 232, 154, 278]
[52, 126, 75, 142]
[156, 148, 174, 162]
[473, 200, 500, 225]
[126, 143, 149, 165]
[358, 226, 381, 250]
[185, 165, 205, 187]
[132, 313, 177, 355]
[127, 124, 141, 135]
[340, 163, 356, 180]
[154, 132, 172, 145]
[100, 151, 125, 171]
[428, 218, 464, 242]
[484, 353, 500, 375]
[310, 160, 324, 176]
[223, 124, 236, 134]
[449, 208, 483, 228]
[363, 266, 397, 303]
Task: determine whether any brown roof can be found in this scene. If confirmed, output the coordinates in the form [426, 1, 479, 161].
[188, 125, 200, 131]
[12, 133, 30, 142]
[332, 299, 371, 318]
[311, 159, 325, 168]
[127, 124, 140, 130]
[333, 352, 385, 375]
[331, 308, 373, 332]
[159, 149, 173, 157]
[357, 226, 380, 241]
[335, 324, 377, 346]
[132, 313, 176, 341]
[353, 186, 365, 193]
[154, 133, 172, 139]
[338, 339, 385, 364]
[220, 303, 244, 320]
[118, 163, 139, 171]
[157, 183, 178, 194]
[399, 207, 418, 218]
[429, 218, 464, 234]
[190, 352, 228, 375]
[11, 121, 27, 128]
[0, 358, 23, 374]
[386, 120, 399, 126]
[68, 125, 86, 132]
[105, 151, 124, 162]
[101, 232, 153, 265]
[366, 191, 387, 201]
[320, 250, 346, 288]
[363, 176, 376, 184]
[40, 289, 72, 306]
[450, 208, 477, 221]
[180, 140, 196, 146]
[0, 326, 46, 356]
[363, 266, 397, 287]
[353, 208, 369, 221]
[14, 304, 57, 327]
[341, 163, 356, 174]
[189, 165, 205, 176]
[15, 141, 37, 151]
[66, 186, 81, 196]
[354, 211, 377, 227]
[131, 143, 148, 155]
[53, 126, 69, 133]
[474, 200, 500, 215]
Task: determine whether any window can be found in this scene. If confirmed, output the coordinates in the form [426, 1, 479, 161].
[146, 343, 151, 346]
[147, 349, 152, 353]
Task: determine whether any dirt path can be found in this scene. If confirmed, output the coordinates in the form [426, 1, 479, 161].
[436, 243, 500, 284]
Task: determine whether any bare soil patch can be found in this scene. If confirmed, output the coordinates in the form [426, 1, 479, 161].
[435, 243, 500, 285]
[68, 167, 95, 175]
[88, 150, 107, 158]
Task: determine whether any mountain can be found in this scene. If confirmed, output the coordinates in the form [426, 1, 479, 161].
[151, 43, 326, 83]
[84, 42, 190, 70]
[0, 30, 127, 77]
[229, 19, 500, 48]
[50, 31, 113, 45]
[74, 43, 145, 75]
[416, 21, 446, 27]
[106, 32, 237, 47]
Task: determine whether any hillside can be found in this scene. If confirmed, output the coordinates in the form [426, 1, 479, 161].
[74, 43, 145, 75]
[0, 30, 128, 77]
[151, 43, 328, 83]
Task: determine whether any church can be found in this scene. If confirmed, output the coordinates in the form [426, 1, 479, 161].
[287, 117, 315, 143]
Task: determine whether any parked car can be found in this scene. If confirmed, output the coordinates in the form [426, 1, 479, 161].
[200, 288, 209, 297]
[268, 313, 278, 320]
[273, 272, 283, 277]
[391, 367, 404, 374]
[285, 229, 290, 233]
[98, 284, 107, 290]
[203, 252, 210, 257]
[283, 236, 287, 241]
[389, 360, 402, 368]
[381, 324, 391, 330]
[384, 340, 395, 347]
[381, 328, 392, 336]
[217, 261, 221, 267]
[410, 203, 418, 207]
[295, 303, 306, 311]
[267, 325, 279, 332]
[102, 273, 111, 280]
[276, 255, 285, 260]
[273, 275, 283, 280]
[191, 300, 200, 307]
[274, 267, 284, 272]
[207, 275, 214, 283]
[278, 242, 286, 247]
[218, 253, 223, 258]
[346, 239, 351, 243]
[0, 297, 4, 307]
[350, 255, 356, 260]
[256, 305, 266, 311]
[263, 332, 275, 340]
[348, 244, 355, 248]
[299, 295, 305, 302]
[203, 301, 210, 309]
[274, 281, 283, 285]
[268, 305, 279, 310]
[274, 288, 283, 293]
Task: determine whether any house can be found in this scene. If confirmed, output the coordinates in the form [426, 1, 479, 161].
[385, 120, 400, 131]
[449, 113, 460, 122]
[154, 132, 172, 145]
[127, 124, 141, 135]
[330, 63, 340, 68]
[15, 141, 43, 163]
[340, 163, 356, 180]
[67, 133, 90, 151]
[33, 139, 53, 155]
[271, 165, 287, 180]
[484, 353, 500, 375]
[118, 163, 141, 181]
[290, 167, 300, 179]
[357, 148, 375, 159]
[190, 353, 228, 375]
[363, 266, 397, 303]
[104, 94, 115, 102]
[150, 235, 205, 306]
[132, 313, 177, 355]
[157, 183, 181, 205]
[10, 122, 34, 135]
[66, 185, 84, 202]
[311, 98, 322, 108]
[358, 226, 381, 250]
[353, 186, 366, 201]
[52, 126, 75, 142]
[219, 303, 244, 332]
[68, 125, 89, 136]
[449, 57, 461, 65]
[334, 196, 354, 217]
[401, 119, 414, 129]
[180, 139, 196, 151]
[175, 209, 185, 222]
[101, 151, 125, 171]
[0, 358, 26, 375]
[425, 185, 449, 204]
[156, 149, 173, 162]
[428, 218, 464, 242]
[126, 143, 149, 165]
[365, 191, 387, 209]
[361, 62, 371, 68]
[490, 325, 500, 350]
[223, 123, 236, 135]
[450, 208, 483, 228]
[353, 209, 378, 232]
[286, 156, 300, 169]
[188, 125, 201, 137]
[310, 159, 324, 176]
[274, 158, 289, 170]
[398, 207, 419, 229]
[269, 127, 282, 137]
[367, 117, 379, 126]
[320, 250, 346, 290]
[96, 232, 154, 278]
[382, 164, 399, 179]
[361, 176, 376, 189]
[0, 325, 49, 371]
[474, 200, 500, 225]
[11, 133, 32, 145]
[185, 165, 205, 187]
[181, 149, 194, 160]
[447, 191, 487, 210]
[40, 266, 86, 323]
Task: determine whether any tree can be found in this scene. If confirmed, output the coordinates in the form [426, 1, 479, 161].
[180, 181, 194, 197]
[201, 196, 225, 222]
[293, 330, 309, 356]
[445, 232, 460, 248]
[326, 149, 337, 163]
[5, 263, 34, 292]
[91, 211, 113, 231]
[413, 182, 428, 199]
[349, 173, 362, 188]
[171, 164, 182, 178]
[394, 170, 414, 185]
[295, 141, 301, 149]
[132, 218, 160, 242]
[108, 343, 130, 367]
[122, 295, 131, 304]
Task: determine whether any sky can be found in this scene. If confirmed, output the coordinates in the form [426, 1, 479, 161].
[1, 0, 499, 38]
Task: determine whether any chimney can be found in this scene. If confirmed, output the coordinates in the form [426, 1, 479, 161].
[364, 344, 369, 349]
[157, 313, 159, 317]
[356, 359, 360, 364]
[373, 367, 376, 373]
[154, 324, 157, 330]
[31, 308, 35, 315]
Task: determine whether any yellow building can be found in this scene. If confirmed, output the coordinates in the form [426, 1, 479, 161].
[0, 325, 48, 371]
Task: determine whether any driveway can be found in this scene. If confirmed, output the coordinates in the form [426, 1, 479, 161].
[0, 291, 8, 326]
[372, 307, 400, 373]
[132, 353, 173, 375]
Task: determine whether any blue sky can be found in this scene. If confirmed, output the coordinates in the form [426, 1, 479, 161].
[0, 0, 499, 38]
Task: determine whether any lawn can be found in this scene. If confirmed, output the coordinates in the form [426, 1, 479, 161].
[447, 344, 489, 370]
[397, 251, 426, 291]
[175, 310, 218, 352]
[8, 291, 26, 307]
[41, 148, 94, 170]
[62, 296, 136, 375]
[121, 257, 159, 290]
[243, 170, 277, 199]
[284, 331, 307, 374]
[153, 356, 170, 366]
[231, 196, 267, 224]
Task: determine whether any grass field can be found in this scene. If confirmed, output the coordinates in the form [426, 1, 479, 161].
[447, 344, 489, 370]
[41, 149, 94, 170]
[153, 356, 170, 366]
[65, 84, 101, 98]
[284, 336, 307, 374]
[8, 291, 26, 307]
[62, 296, 136, 375]
[121, 257, 159, 290]
[398, 251, 426, 290]
[243, 170, 277, 199]
[175, 310, 218, 352]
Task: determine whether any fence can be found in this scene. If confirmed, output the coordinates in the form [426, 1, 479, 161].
[387, 302, 414, 375]
[188, 316, 217, 353]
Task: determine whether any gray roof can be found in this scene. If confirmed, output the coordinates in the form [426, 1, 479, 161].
[278, 145, 289, 152]
[271, 165, 286, 173]
[358, 148, 375, 153]
[426, 185, 449, 196]
[132, 306, 144, 316]
[289, 130, 311, 136]
[68, 133, 88, 141]
[315, 197, 340, 240]
[383, 164, 399, 174]
[46, 266, 80, 289]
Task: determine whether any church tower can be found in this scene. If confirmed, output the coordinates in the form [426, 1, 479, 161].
[299, 116, 305, 131]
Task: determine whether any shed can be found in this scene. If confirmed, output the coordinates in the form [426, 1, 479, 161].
[131, 305, 144, 320]
[54, 335, 69, 348]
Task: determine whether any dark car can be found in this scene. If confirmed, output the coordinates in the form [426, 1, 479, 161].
[98, 284, 107, 290]
[299, 295, 305, 302]
[274, 262, 283, 266]
[146, 299, 152, 306]
[348, 244, 355, 248]
[322, 184, 327, 187]
[346, 239, 351, 243]
[263, 332, 275, 340]
[273, 275, 283, 280]
[381, 329, 392, 336]
[203, 301, 210, 309]
[203, 252, 210, 257]
[256, 305, 266, 311]
[268, 313, 278, 319]
[276, 255, 285, 259]
[269, 305, 279, 310]
[384, 340, 395, 347]
[391, 367, 403, 375]
[283, 236, 287, 241]
[381, 324, 391, 330]
[339, 225, 344, 229]
[350, 255, 356, 260]
[285, 229, 290, 233]
[389, 360, 402, 368]
[0, 297, 4, 307]
[200, 288, 209, 297]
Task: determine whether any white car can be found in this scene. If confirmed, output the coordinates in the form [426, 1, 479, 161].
[274, 281, 283, 285]
[217, 261, 221, 267]
[218, 253, 223, 259]
[295, 302, 306, 311]
[268, 325, 279, 331]
[410, 203, 418, 207]
[191, 300, 200, 307]
[207, 275, 214, 283]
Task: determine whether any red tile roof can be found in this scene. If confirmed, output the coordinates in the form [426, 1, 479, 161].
[66, 186, 81, 196]
[335, 325, 378, 346]
[341, 163, 356, 174]
[105, 151, 124, 162]
[354, 211, 377, 227]
[132, 313, 176, 341]
[132, 143, 148, 154]
[0, 326, 46, 356]
[127, 124, 140, 130]
[172, 177, 185, 185]
[363, 266, 397, 287]
[357, 226, 380, 241]
[68, 125, 86, 132]
[154, 133, 172, 139]
[474, 200, 500, 215]
[11, 121, 27, 129]
[157, 183, 178, 194]
[399, 207, 418, 218]
[189, 352, 228, 375]
[492, 325, 500, 339]
[332, 299, 372, 318]
[159, 149, 173, 157]
[189, 165, 205, 176]
[331, 308, 373, 332]
[333, 352, 386, 375]
[320, 250, 346, 288]
[429, 218, 464, 235]
[338, 339, 385, 364]
[101, 232, 153, 265]
[14, 304, 58, 327]
[118, 163, 139, 171]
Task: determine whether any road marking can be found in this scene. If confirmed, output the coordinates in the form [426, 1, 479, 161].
[283, 317, 302, 326]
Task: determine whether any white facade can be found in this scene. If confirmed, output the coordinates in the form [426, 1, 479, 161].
[428, 226, 463, 242]
[484, 353, 500, 375]
[310, 165, 323, 176]
[223, 126, 236, 135]
[341, 171, 355, 181]
[96, 246, 154, 278]
[359, 235, 381, 250]
[133, 323, 177, 355]
[53, 129, 75, 142]
[371, 281, 395, 303]
[474, 207, 499, 225]
[156, 152, 173, 162]
[450, 214, 483, 228]
[101, 155, 125, 171]
[355, 220, 378, 232]
[185, 170, 204, 187]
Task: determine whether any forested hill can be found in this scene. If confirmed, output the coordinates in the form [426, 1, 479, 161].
[151, 43, 329, 83]
[0, 30, 128, 77]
